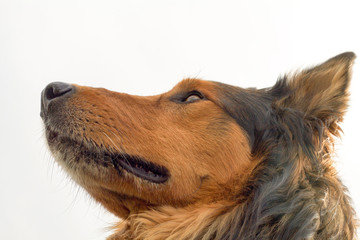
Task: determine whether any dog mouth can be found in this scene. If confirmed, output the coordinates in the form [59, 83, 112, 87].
[110, 153, 169, 183]
[46, 130, 170, 184]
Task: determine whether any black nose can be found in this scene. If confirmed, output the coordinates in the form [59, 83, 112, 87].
[41, 82, 75, 118]
[44, 82, 74, 101]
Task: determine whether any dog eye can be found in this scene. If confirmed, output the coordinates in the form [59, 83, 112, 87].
[183, 91, 204, 103]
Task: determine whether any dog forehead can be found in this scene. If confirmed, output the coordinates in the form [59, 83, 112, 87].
[168, 78, 217, 94]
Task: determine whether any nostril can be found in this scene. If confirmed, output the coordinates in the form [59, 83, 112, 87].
[44, 82, 74, 101]
[45, 86, 56, 100]
[41, 82, 75, 118]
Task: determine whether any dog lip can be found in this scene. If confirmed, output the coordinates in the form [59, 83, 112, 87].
[111, 153, 170, 183]
[44, 128, 170, 184]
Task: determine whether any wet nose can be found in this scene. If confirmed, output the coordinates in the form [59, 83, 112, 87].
[41, 82, 75, 117]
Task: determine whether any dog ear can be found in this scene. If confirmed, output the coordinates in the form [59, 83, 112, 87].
[272, 52, 355, 124]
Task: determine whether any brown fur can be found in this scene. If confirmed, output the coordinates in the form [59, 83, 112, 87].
[41, 52, 357, 239]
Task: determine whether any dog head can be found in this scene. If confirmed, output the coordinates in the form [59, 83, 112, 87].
[41, 52, 356, 238]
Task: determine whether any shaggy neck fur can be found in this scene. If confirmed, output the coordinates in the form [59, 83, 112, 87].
[109, 105, 355, 240]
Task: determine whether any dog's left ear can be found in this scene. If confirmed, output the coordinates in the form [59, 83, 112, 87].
[273, 52, 356, 124]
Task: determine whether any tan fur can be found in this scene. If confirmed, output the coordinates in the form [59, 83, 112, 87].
[41, 52, 357, 239]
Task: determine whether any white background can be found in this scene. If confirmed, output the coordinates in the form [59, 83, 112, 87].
[1, 0, 359, 239]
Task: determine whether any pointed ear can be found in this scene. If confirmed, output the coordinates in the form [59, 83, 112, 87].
[273, 52, 356, 124]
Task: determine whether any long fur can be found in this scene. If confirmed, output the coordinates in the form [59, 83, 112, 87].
[41, 52, 357, 239]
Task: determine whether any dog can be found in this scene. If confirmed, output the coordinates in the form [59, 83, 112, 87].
[41, 52, 357, 239]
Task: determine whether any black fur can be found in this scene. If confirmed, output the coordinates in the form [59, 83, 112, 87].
[210, 52, 357, 239]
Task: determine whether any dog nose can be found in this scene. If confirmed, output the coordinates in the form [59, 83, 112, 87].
[43, 82, 74, 101]
[41, 82, 75, 117]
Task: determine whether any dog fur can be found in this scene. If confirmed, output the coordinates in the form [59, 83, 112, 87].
[41, 52, 357, 239]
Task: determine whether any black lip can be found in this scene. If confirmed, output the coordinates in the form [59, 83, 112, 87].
[110, 153, 169, 183]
